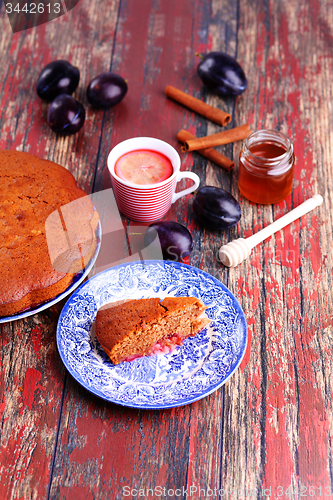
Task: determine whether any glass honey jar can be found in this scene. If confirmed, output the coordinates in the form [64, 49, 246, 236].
[238, 129, 295, 204]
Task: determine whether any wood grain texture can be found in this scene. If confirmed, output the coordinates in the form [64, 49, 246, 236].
[50, 0, 229, 497]
[0, 0, 120, 498]
[0, 304, 66, 499]
[223, 0, 333, 497]
[0, 0, 333, 498]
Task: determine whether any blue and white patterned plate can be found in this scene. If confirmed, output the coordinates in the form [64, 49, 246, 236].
[0, 223, 101, 324]
[57, 260, 247, 409]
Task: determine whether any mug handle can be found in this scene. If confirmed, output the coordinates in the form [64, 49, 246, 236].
[171, 171, 200, 204]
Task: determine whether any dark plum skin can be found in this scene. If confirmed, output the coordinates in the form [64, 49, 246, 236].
[36, 60, 80, 101]
[197, 52, 247, 97]
[193, 186, 241, 230]
[47, 95, 85, 135]
[86, 73, 128, 108]
[144, 221, 193, 261]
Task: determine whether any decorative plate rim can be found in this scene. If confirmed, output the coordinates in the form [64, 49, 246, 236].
[56, 260, 248, 409]
[0, 222, 102, 324]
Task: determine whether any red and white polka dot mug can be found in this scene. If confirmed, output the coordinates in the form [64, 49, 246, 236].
[107, 137, 200, 222]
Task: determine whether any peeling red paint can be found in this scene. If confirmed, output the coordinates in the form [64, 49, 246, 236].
[59, 486, 95, 499]
[240, 328, 252, 371]
[21, 367, 45, 410]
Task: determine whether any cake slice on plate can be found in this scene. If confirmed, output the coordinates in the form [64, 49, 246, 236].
[95, 297, 210, 365]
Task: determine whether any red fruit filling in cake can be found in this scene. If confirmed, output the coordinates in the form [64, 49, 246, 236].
[123, 332, 186, 361]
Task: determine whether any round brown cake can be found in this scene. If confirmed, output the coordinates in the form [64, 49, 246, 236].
[0, 149, 99, 317]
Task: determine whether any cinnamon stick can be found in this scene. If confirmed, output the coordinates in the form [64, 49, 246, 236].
[165, 85, 231, 127]
[177, 129, 234, 171]
[182, 124, 251, 152]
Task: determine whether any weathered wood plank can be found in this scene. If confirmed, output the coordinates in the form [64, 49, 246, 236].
[49, 0, 235, 497]
[0, 304, 66, 499]
[223, 0, 333, 497]
[50, 379, 225, 499]
[0, 0, 120, 498]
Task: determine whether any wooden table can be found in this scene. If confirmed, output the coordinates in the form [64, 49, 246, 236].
[1, 0, 332, 498]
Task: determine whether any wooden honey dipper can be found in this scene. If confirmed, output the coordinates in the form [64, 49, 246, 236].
[218, 194, 323, 267]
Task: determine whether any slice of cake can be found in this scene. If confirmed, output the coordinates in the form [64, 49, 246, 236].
[95, 297, 210, 365]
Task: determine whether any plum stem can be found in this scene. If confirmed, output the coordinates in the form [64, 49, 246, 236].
[195, 52, 204, 60]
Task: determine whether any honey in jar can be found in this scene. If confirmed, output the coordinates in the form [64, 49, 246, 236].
[238, 129, 295, 204]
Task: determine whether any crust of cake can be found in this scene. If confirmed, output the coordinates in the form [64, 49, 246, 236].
[0, 149, 98, 317]
[95, 297, 210, 364]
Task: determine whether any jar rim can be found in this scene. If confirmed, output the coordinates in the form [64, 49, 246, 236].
[243, 129, 293, 166]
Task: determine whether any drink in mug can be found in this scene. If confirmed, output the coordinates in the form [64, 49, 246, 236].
[114, 149, 174, 185]
[108, 137, 200, 222]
